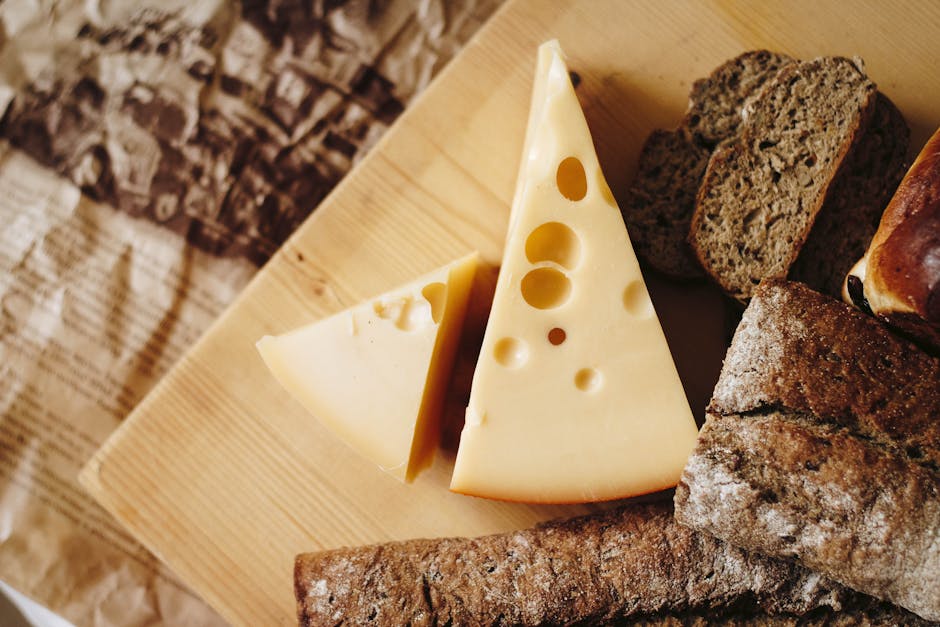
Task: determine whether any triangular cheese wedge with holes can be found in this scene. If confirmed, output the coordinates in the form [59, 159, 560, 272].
[258, 253, 478, 482]
[450, 41, 698, 503]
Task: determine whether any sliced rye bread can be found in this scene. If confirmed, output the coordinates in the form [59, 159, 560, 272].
[674, 280, 940, 622]
[790, 92, 910, 296]
[689, 57, 878, 303]
[294, 501, 926, 626]
[622, 51, 793, 279]
[685, 50, 797, 148]
[622, 129, 711, 278]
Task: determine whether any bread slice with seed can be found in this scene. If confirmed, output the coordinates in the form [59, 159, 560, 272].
[294, 501, 928, 626]
[674, 280, 940, 622]
[622, 51, 793, 279]
[689, 57, 878, 302]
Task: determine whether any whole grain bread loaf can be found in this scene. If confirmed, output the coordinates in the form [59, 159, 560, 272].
[689, 58, 878, 302]
[294, 501, 926, 626]
[640, 599, 936, 626]
[674, 280, 940, 622]
[623, 51, 908, 290]
[623, 51, 793, 279]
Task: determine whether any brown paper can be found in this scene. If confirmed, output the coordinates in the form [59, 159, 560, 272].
[0, 0, 500, 624]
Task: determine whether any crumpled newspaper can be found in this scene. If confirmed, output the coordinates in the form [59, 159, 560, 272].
[0, 0, 500, 625]
[2, 0, 500, 266]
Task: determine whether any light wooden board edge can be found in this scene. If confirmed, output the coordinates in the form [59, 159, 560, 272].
[79, 1, 940, 625]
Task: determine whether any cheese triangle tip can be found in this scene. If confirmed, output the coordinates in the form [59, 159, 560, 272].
[451, 42, 698, 503]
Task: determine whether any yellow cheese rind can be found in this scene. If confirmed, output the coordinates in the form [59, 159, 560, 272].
[450, 41, 698, 503]
[405, 255, 478, 479]
[258, 253, 478, 482]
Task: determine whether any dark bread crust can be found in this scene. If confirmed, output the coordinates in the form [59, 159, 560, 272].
[846, 127, 940, 351]
[689, 58, 878, 302]
[294, 502, 894, 626]
[675, 280, 940, 622]
[635, 599, 936, 626]
[706, 280, 940, 454]
[877, 309, 940, 355]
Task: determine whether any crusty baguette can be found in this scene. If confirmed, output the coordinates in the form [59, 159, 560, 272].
[689, 58, 877, 302]
[636, 599, 936, 626]
[294, 501, 924, 626]
[675, 280, 940, 622]
[844, 125, 940, 352]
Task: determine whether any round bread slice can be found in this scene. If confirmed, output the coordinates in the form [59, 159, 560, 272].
[791, 92, 909, 297]
[622, 51, 794, 280]
[685, 50, 795, 147]
[689, 56, 878, 303]
[622, 129, 710, 279]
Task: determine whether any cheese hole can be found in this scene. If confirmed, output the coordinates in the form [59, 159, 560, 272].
[574, 367, 602, 392]
[493, 337, 528, 368]
[521, 268, 571, 310]
[525, 222, 581, 269]
[548, 327, 566, 345]
[622, 280, 654, 318]
[374, 296, 432, 332]
[396, 298, 431, 331]
[373, 299, 403, 321]
[556, 157, 587, 201]
[421, 282, 447, 324]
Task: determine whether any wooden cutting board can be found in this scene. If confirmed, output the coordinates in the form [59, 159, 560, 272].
[80, 1, 940, 625]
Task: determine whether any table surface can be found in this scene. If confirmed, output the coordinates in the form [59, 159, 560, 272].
[80, 1, 940, 625]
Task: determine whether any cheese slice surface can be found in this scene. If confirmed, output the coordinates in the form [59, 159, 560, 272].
[258, 253, 478, 482]
[450, 41, 698, 503]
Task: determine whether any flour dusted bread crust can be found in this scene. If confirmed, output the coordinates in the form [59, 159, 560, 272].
[689, 58, 878, 302]
[675, 280, 940, 621]
[294, 501, 929, 626]
[844, 126, 940, 352]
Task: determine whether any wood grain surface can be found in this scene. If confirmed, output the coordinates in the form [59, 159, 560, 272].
[80, 1, 940, 625]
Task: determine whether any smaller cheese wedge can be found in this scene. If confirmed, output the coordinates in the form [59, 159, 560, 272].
[450, 41, 699, 503]
[258, 253, 478, 482]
